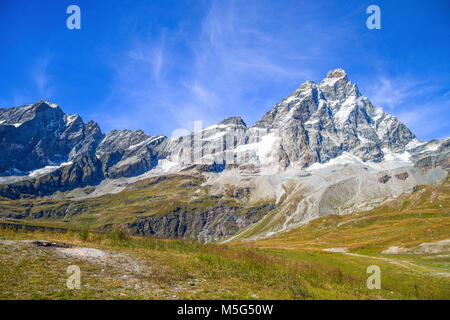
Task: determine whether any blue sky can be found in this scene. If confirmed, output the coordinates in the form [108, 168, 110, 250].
[0, 0, 449, 140]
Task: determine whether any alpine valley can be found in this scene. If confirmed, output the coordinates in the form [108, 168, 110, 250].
[0, 69, 448, 241]
[1, 69, 449, 300]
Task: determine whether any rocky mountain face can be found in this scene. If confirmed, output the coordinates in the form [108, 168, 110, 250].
[0, 101, 103, 174]
[95, 129, 166, 179]
[0, 101, 168, 196]
[0, 69, 424, 184]
[255, 69, 415, 166]
[131, 68, 420, 174]
[0, 69, 448, 241]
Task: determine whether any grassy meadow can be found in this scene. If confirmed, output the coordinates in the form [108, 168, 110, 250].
[0, 177, 448, 300]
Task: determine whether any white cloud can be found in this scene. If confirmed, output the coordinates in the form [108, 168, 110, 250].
[1, 55, 55, 107]
[358, 72, 449, 140]
[364, 76, 439, 110]
[127, 39, 165, 81]
[395, 102, 450, 140]
[96, 0, 327, 136]
[32, 55, 54, 100]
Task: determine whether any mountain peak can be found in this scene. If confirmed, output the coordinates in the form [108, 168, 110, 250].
[35, 100, 60, 109]
[218, 116, 247, 127]
[326, 68, 347, 80]
[319, 68, 349, 87]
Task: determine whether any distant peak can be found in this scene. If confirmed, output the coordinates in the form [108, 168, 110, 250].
[218, 116, 247, 127]
[35, 100, 59, 109]
[319, 68, 349, 88]
[326, 68, 347, 79]
[28, 100, 63, 116]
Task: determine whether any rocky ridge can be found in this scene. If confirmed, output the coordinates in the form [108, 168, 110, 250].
[0, 69, 448, 240]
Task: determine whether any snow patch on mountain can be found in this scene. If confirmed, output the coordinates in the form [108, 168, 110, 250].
[334, 96, 357, 125]
[28, 162, 73, 178]
[64, 114, 79, 126]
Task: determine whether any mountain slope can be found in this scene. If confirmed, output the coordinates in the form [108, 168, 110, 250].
[239, 176, 450, 254]
[0, 69, 448, 240]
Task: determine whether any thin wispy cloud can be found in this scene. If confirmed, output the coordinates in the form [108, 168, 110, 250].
[2, 55, 55, 107]
[195, 1, 317, 80]
[17, 0, 442, 142]
[99, 0, 322, 135]
[365, 76, 439, 110]
[396, 102, 450, 140]
[32, 56, 54, 100]
[360, 74, 450, 140]
[126, 39, 165, 82]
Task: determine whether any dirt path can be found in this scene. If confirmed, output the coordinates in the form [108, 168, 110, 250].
[251, 244, 449, 278]
[322, 247, 450, 278]
[343, 252, 450, 278]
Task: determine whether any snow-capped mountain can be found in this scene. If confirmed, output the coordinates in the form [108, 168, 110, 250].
[255, 69, 415, 165]
[136, 68, 443, 176]
[0, 69, 448, 238]
[0, 100, 103, 175]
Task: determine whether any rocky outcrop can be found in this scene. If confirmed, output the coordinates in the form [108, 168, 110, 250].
[128, 203, 274, 241]
[378, 175, 391, 184]
[395, 172, 409, 181]
[148, 69, 419, 173]
[413, 139, 450, 172]
[218, 116, 247, 127]
[0, 103, 168, 195]
[0, 155, 103, 199]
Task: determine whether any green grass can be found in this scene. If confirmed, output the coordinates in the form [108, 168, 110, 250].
[0, 226, 448, 300]
[0, 171, 448, 300]
[223, 178, 450, 300]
